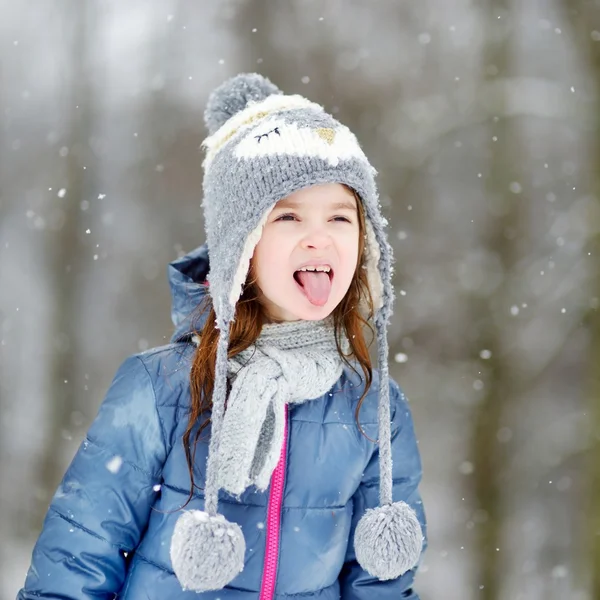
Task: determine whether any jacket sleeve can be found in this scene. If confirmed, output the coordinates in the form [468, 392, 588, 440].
[339, 380, 428, 600]
[18, 355, 168, 599]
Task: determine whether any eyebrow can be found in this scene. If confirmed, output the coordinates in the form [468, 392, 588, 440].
[274, 199, 358, 212]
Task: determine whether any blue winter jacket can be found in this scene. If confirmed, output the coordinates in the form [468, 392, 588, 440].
[18, 244, 427, 599]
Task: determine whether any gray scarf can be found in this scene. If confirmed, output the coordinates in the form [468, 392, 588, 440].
[215, 317, 345, 497]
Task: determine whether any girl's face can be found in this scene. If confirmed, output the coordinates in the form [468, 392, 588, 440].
[252, 183, 360, 322]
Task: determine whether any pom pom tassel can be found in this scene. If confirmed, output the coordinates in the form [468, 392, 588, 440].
[354, 502, 423, 581]
[170, 510, 246, 592]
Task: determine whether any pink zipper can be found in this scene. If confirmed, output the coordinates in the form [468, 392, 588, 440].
[259, 404, 289, 600]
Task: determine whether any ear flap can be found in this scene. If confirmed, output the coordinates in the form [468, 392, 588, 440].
[228, 209, 271, 308]
[361, 217, 384, 314]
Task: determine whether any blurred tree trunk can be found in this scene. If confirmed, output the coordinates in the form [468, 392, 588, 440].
[123, 4, 181, 349]
[30, 1, 94, 531]
[0, 64, 6, 482]
[467, 1, 521, 597]
[584, 212, 600, 596]
[229, 0, 306, 94]
[558, 2, 600, 594]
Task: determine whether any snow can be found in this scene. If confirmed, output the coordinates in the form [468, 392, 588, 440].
[105, 456, 123, 474]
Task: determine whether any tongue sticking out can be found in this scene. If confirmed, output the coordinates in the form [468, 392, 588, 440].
[295, 271, 332, 307]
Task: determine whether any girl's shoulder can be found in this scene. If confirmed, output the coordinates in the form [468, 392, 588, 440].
[135, 340, 195, 378]
[133, 341, 195, 402]
[109, 341, 196, 454]
[109, 342, 195, 426]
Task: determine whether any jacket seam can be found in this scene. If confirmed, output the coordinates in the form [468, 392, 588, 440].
[160, 481, 349, 510]
[136, 341, 189, 359]
[291, 419, 378, 426]
[134, 551, 172, 574]
[275, 582, 337, 597]
[120, 559, 136, 597]
[84, 435, 162, 479]
[359, 476, 415, 489]
[134, 554, 259, 593]
[135, 356, 169, 459]
[49, 506, 128, 551]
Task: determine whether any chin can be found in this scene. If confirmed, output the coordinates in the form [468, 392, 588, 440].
[292, 309, 333, 321]
[261, 280, 347, 323]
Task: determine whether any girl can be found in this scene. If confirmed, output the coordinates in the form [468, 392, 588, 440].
[18, 73, 427, 599]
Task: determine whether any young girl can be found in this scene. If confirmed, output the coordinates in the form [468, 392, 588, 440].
[18, 73, 427, 599]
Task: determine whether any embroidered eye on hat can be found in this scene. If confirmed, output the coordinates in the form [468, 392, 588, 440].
[169, 73, 423, 592]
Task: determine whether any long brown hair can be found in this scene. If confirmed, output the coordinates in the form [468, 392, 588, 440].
[182, 188, 376, 505]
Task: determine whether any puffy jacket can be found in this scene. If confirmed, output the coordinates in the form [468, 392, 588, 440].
[18, 244, 427, 599]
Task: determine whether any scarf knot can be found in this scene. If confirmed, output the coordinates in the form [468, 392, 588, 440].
[215, 318, 346, 496]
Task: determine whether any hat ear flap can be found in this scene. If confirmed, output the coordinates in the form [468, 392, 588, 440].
[361, 217, 384, 313]
[227, 210, 270, 308]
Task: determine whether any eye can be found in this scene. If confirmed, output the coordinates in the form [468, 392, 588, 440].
[275, 213, 297, 221]
[274, 214, 353, 223]
[254, 127, 281, 143]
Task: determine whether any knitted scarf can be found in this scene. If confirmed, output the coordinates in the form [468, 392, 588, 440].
[214, 317, 345, 497]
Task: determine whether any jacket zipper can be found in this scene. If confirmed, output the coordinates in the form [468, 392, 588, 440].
[259, 404, 289, 600]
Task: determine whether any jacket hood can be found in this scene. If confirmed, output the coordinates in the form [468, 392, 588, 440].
[168, 243, 211, 343]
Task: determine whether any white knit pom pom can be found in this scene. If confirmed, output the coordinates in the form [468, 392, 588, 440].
[354, 502, 423, 580]
[170, 510, 246, 591]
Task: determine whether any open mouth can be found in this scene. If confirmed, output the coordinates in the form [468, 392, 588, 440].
[293, 268, 334, 285]
[293, 267, 334, 307]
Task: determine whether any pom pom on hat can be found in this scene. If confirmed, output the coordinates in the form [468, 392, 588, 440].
[204, 73, 282, 134]
[170, 510, 246, 592]
[354, 502, 423, 580]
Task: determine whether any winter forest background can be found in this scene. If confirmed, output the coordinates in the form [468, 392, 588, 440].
[1, 1, 599, 598]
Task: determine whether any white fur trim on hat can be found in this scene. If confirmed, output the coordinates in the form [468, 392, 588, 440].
[229, 209, 270, 307]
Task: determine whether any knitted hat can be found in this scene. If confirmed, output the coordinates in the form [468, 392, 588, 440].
[170, 73, 423, 591]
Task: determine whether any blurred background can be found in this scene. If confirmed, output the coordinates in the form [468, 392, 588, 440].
[1, 1, 598, 598]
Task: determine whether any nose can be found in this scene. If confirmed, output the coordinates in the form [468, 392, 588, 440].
[299, 227, 332, 251]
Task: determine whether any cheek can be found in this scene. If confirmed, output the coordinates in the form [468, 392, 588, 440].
[341, 233, 360, 271]
[332, 237, 359, 292]
[253, 234, 284, 281]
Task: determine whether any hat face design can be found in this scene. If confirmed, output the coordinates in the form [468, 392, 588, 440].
[232, 115, 370, 168]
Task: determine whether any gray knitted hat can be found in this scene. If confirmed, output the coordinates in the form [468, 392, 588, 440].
[170, 73, 423, 591]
